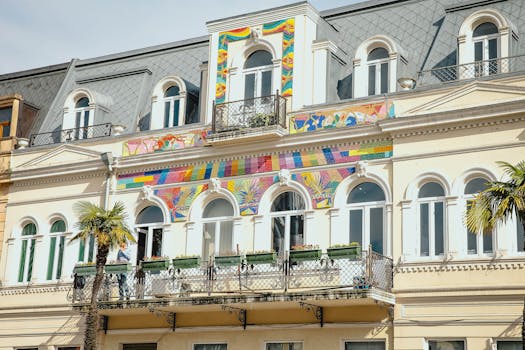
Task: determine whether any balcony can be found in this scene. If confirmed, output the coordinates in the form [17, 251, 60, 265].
[210, 94, 287, 143]
[417, 55, 525, 86]
[29, 123, 112, 147]
[70, 250, 393, 309]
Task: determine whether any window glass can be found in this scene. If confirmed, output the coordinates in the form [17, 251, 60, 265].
[266, 343, 302, 350]
[434, 202, 444, 255]
[19, 223, 37, 282]
[203, 199, 234, 218]
[244, 73, 256, 100]
[56, 347, 81, 350]
[345, 341, 385, 350]
[368, 65, 376, 96]
[271, 191, 305, 255]
[0, 107, 12, 138]
[349, 209, 363, 245]
[47, 220, 66, 280]
[464, 177, 487, 194]
[137, 206, 164, 224]
[271, 192, 305, 212]
[419, 182, 445, 198]
[518, 216, 524, 252]
[465, 178, 492, 255]
[164, 85, 180, 97]
[202, 199, 234, 258]
[348, 182, 385, 203]
[75, 97, 89, 108]
[380, 62, 388, 94]
[123, 344, 157, 350]
[420, 203, 430, 256]
[473, 22, 498, 37]
[367, 47, 389, 61]
[428, 340, 464, 350]
[194, 344, 227, 350]
[244, 50, 273, 69]
[370, 207, 384, 253]
[497, 341, 522, 350]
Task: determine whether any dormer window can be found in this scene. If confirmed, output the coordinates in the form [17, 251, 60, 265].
[473, 22, 499, 76]
[74, 97, 90, 139]
[163, 85, 181, 128]
[367, 47, 389, 96]
[244, 50, 273, 102]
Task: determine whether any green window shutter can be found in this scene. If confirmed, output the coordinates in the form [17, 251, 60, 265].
[22, 223, 36, 236]
[47, 237, 56, 280]
[78, 239, 85, 262]
[88, 235, 95, 262]
[18, 240, 28, 282]
[27, 238, 36, 281]
[50, 220, 66, 233]
[56, 236, 65, 279]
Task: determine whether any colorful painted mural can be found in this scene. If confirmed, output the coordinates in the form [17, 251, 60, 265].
[215, 18, 295, 104]
[155, 184, 208, 222]
[215, 28, 252, 104]
[224, 177, 275, 215]
[263, 18, 295, 97]
[290, 102, 395, 134]
[122, 130, 208, 156]
[296, 168, 355, 208]
[117, 141, 393, 189]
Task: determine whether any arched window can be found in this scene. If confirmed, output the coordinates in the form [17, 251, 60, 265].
[163, 85, 182, 128]
[74, 97, 91, 139]
[202, 198, 234, 259]
[418, 182, 445, 257]
[47, 220, 66, 280]
[18, 223, 37, 283]
[136, 206, 164, 264]
[271, 191, 305, 256]
[473, 22, 499, 76]
[243, 50, 273, 102]
[347, 182, 386, 254]
[464, 178, 493, 255]
[367, 47, 389, 96]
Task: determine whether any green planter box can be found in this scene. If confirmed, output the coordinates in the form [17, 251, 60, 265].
[289, 249, 322, 262]
[140, 259, 170, 272]
[172, 257, 200, 269]
[246, 252, 277, 265]
[327, 246, 361, 260]
[73, 265, 97, 276]
[104, 263, 132, 274]
[214, 255, 241, 267]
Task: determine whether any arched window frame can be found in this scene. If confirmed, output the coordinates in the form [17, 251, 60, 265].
[135, 205, 166, 264]
[18, 220, 38, 283]
[458, 9, 517, 76]
[366, 48, 390, 96]
[417, 181, 447, 258]
[62, 89, 96, 141]
[242, 49, 274, 102]
[46, 218, 68, 281]
[151, 76, 188, 131]
[353, 35, 403, 98]
[202, 198, 235, 259]
[346, 181, 387, 255]
[463, 177, 495, 256]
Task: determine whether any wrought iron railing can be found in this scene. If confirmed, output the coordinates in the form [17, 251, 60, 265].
[29, 123, 112, 147]
[417, 55, 525, 86]
[212, 94, 287, 134]
[70, 250, 393, 304]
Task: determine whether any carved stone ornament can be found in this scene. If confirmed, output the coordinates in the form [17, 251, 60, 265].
[249, 27, 261, 44]
[141, 185, 154, 201]
[278, 169, 291, 186]
[356, 161, 368, 178]
[210, 178, 222, 193]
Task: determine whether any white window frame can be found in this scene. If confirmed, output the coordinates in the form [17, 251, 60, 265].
[473, 30, 500, 77]
[192, 343, 228, 350]
[243, 64, 274, 100]
[270, 208, 305, 256]
[264, 341, 304, 350]
[343, 340, 386, 350]
[367, 56, 389, 96]
[162, 86, 183, 128]
[463, 189, 495, 257]
[417, 195, 446, 258]
[202, 214, 234, 258]
[47, 228, 68, 281]
[135, 224, 164, 259]
[347, 199, 386, 254]
[73, 100, 92, 140]
[150, 76, 187, 131]
[494, 339, 522, 349]
[18, 222, 38, 283]
[425, 339, 465, 350]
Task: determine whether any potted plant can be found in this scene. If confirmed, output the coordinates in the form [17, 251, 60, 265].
[249, 113, 276, 128]
[140, 256, 170, 272]
[327, 242, 361, 260]
[214, 252, 241, 267]
[104, 261, 132, 274]
[246, 250, 277, 265]
[289, 244, 322, 262]
[73, 262, 97, 276]
[172, 255, 201, 269]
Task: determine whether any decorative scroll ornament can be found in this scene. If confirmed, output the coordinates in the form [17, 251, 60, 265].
[141, 185, 154, 201]
[209, 178, 222, 193]
[278, 169, 291, 186]
[356, 161, 368, 178]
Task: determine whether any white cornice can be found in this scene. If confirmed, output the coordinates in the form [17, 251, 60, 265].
[206, 2, 320, 33]
[11, 161, 106, 183]
[395, 257, 525, 274]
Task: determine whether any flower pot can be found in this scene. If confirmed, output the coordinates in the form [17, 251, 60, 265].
[289, 249, 322, 262]
[104, 262, 132, 274]
[214, 255, 241, 267]
[246, 252, 277, 265]
[172, 257, 200, 269]
[140, 259, 170, 272]
[327, 246, 361, 260]
[74, 264, 97, 276]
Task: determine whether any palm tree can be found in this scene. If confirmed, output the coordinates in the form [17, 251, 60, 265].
[71, 201, 135, 350]
[466, 160, 525, 348]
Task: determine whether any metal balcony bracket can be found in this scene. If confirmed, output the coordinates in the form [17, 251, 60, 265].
[102, 315, 109, 334]
[299, 302, 324, 327]
[148, 307, 176, 331]
[222, 305, 247, 329]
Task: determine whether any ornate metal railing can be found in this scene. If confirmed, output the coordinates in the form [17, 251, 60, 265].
[70, 250, 393, 304]
[29, 123, 112, 147]
[417, 55, 525, 86]
[212, 94, 287, 134]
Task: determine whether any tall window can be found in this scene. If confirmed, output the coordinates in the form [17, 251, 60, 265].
[202, 198, 234, 259]
[244, 50, 273, 101]
[473, 22, 499, 76]
[74, 97, 90, 139]
[266, 343, 302, 350]
[418, 182, 445, 257]
[47, 220, 66, 280]
[464, 177, 493, 255]
[163, 85, 181, 128]
[347, 182, 386, 254]
[0, 106, 12, 138]
[136, 206, 164, 264]
[18, 223, 37, 283]
[497, 341, 522, 349]
[78, 235, 95, 263]
[345, 342, 385, 350]
[271, 191, 305, 256]
[367, 47, 389, 96]
[428, 340, 464, 350]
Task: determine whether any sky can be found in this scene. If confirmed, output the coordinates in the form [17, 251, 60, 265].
[0, 0, 363, 75]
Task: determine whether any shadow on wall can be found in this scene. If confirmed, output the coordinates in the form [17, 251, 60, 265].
[337, 72, 353, 100]
[138, 113, 151, 131]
